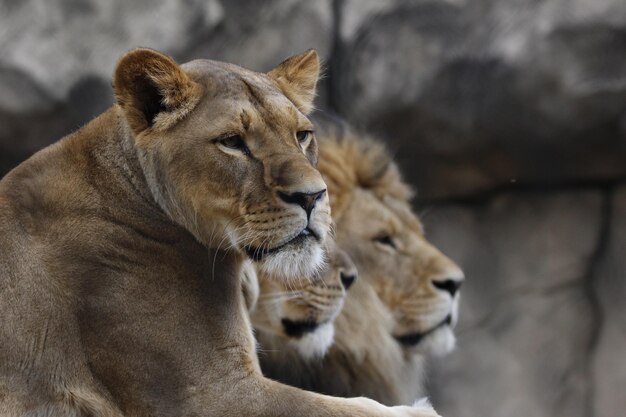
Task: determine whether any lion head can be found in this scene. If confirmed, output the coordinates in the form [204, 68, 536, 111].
[243, 237, 357, 359]
[113, 48, 331, 279]
[316, 120, 464, 356]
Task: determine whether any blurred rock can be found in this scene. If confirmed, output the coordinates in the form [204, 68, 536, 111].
[335, 0, 626, 199]
[592, 185, 626, 417]
[184, 0, 332, 72]
[421, 189, 603, 417]
[183, 0, 333, 107]
[0, 0, 224, 102]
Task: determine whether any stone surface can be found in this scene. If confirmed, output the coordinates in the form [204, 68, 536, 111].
[184, 0, 332, 72]
[421, 189, 603, 417]
[334, 0, 626, 199]
[0, 0, 224, 102]
[592, 185, 626, 417]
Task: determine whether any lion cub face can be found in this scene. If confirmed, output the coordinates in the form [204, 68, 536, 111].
[243, 238, 357, 359]
[113, 48, 330, 279]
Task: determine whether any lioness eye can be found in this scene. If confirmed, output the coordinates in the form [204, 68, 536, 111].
[218, 134, 249, 154]
[296, 130, 313, 144]
[374, 234, 396, 249]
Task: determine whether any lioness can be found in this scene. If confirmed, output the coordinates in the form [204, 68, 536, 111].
[255, 119, 465, 405]
[246, 237, 357, 360]
[0, 48, 438, 416]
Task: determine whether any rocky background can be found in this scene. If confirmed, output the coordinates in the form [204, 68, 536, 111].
[1, 1, 624, 416]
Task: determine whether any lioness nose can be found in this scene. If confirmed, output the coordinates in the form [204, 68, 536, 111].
[432, 278, 463, 297]
[278, 189, 326, 219]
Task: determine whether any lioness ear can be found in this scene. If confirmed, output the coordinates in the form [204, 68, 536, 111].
[113, 48, 202, 134]
[268, 49, 320, 115]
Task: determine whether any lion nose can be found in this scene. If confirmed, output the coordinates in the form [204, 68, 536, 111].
[432, 278, 463, 297]
[339, 271, 356, 290]
[278, 189, 326, 219]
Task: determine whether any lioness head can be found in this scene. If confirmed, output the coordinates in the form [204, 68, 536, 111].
[318, 123, 464, 356]
[243, 237, 357, 359]
[113, 48, 330, 278]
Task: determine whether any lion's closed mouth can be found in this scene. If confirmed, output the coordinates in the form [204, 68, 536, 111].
[394, 314, 452, 347]
[281, 318, 322, 338]
[245, 227, 318, 261]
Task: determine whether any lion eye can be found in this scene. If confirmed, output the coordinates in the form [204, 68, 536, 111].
[218, 134, 250, 155]
[296, 130, 313, 144]
[374, 234, 396, 249]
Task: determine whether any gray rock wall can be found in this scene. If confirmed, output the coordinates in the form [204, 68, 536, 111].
[334, 0, 626, 200]
[0, 1, 624, 416]
[424, 189, 606, 417]
[593, 186, 626, 417]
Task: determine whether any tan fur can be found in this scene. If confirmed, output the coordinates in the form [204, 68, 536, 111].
[114, 48, 204, 133]
[317, 120, 464, 356]
[268, 49, 320, 114]
[248, 238, 357, 359]
[258, 277, 424, 406]
[0, 49, 439, 417]
[255, 118, 464, 405]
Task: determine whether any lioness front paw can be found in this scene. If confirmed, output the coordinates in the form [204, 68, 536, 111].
[387, 398, 440, 417]
[388, 404, 441, 417]
[349, 396, 441, 417]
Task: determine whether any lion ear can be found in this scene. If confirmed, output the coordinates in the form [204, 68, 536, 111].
[268, 49, 320, 115]
[113, 48, 202, 134]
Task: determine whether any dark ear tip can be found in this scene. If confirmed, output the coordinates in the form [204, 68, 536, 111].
[301, 49, 320, 65]
[303, 48, 318, 58]
[113, 48, 177, 94]
[117, 47, 168, 65]
[112, 47, 201, 133]
[114, 48, 174, 76]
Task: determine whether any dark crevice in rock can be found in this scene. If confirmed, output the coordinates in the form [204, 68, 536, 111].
[417, 177, 626, 207]
[502, 279, 583, 298]
[325, 0, 344, 113]
[581, 186, 613, 417]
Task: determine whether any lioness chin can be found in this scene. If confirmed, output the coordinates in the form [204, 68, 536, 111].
[0, 47, 439, 417]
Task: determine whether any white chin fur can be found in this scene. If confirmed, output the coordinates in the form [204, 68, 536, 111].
[256, 242, 326, 281]
[289, 322, 335, 360]
[451, 295, 460, 326]
[417, 326, 456, 356]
